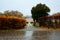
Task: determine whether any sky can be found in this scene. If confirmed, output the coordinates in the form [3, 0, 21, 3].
[0, 0, 60, 16]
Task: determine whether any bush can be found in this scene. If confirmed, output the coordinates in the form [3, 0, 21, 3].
[0, 16, 26, 30]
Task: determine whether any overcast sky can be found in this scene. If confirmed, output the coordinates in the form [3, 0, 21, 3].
[0, 0, 60, 16]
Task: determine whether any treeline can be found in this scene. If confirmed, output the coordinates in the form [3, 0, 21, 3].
[0, 10, 23, 17]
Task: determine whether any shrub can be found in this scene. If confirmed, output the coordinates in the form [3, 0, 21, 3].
[0, 16, 26, 30]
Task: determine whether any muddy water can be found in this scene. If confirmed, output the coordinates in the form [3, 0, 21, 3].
[0, 30, 60, 40]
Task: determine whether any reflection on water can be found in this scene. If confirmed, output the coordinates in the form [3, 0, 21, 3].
[25, 31, 33, 37]
[0, 30, 60, 40]
[49, 31, 60, 40]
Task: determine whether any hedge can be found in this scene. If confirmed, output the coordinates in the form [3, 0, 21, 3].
[0, 16, 26, 30]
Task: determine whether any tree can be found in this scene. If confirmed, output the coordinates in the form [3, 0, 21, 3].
[31, 3, 50, 26]
[0, 12, 3, 16]
[4, 10, 23, 17]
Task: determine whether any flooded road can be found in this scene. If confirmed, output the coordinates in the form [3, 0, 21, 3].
[0, 30, 60, 40]
[0, 23, 60, 40]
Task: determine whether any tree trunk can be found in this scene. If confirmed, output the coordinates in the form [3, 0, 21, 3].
[33, 19, 36, 26]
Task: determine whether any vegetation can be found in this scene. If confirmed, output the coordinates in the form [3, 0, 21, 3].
[31, 3, 50, 26]
[0, 10, 26, 30]
[0, 16, 26, 29]
[0, 10, 23, 17]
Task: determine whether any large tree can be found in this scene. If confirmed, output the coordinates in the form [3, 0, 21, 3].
[31, 3, 50, 26]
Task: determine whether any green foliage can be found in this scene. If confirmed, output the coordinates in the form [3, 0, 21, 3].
[31, 3, 50, 21]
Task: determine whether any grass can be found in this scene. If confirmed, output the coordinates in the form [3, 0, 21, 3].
[35, 26, 60, 31]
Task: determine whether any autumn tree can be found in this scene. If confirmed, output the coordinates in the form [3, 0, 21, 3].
[4, 10, 23, 17]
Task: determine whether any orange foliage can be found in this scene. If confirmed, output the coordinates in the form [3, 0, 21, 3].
[0, 16, 26, 30]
